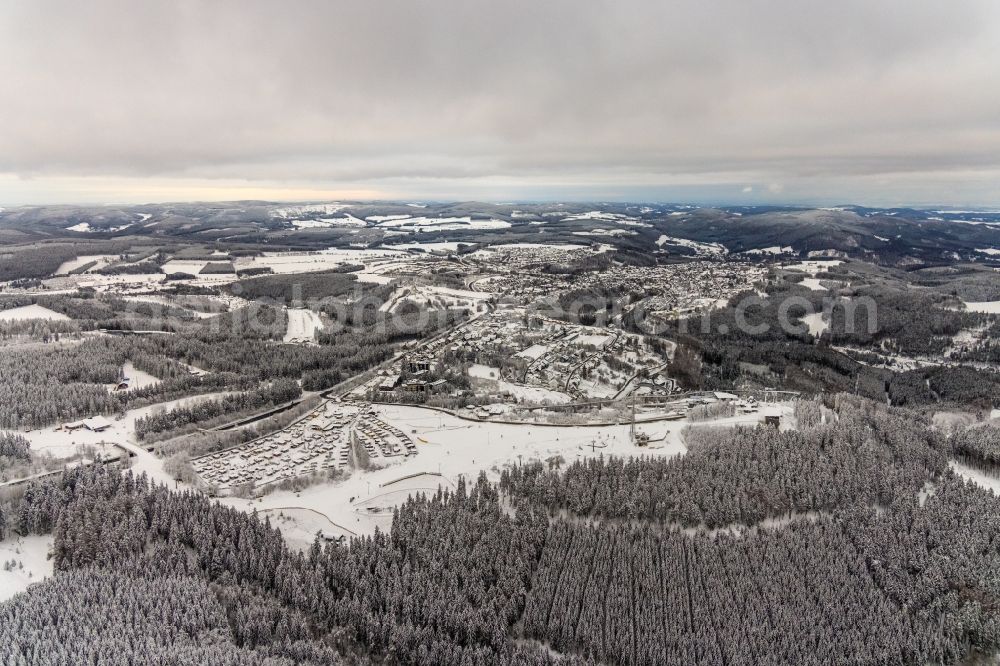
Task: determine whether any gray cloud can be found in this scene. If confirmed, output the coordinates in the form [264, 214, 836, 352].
[1, 0, 999, 204]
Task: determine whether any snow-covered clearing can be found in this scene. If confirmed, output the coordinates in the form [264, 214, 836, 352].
[54, 254, 116, 275]
[19, 392, 232, 461]
[425, 285, 491, 300]
[109, 361, 161, 392]
[963, 300, 1000, 314]
[373, 216, 511, 231]
[367, 214, 412, 223]
[232, 249, 404, 276]
[784, 260, 843, 275]
[290, 214, 367, 228]
[950, 459, 1000, 495]
[0, 304, 71, 321]
[517, 344, 550, 360]
[271, 203, 352, 218]
[121, 295, 219, 318]
[575, 333, 612, 348]
[801, 312, 829, 337]
[221, 402, 792, 541]
[160, 259, 209, 275]
[41, 272, 168, 294]
[741, 246, 794, 256]
[573, 229, 637, 237]
[562, 212, 651, 227]
[655, 235, 727, 257]
[477, 242, 588, 252]
[284, 308, 324, 343]
[799, 278, 828, 291]
[382, 241, 465, 252]
[0, 535, 54, 603]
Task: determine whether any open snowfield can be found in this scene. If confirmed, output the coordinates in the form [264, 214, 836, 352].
[41, 272, 168, 294]
[160, 259, 210, 275]
[784, 260, 843, 275]
[950, 460, 1000, 495]
[284, 308, 325, 343]
[0, 304, 71, 321]
[382, 241, 466, 253]
[54, 254, 116, 275]
[741, 246, 794, 256]
[290, 214, 366, 229]
[0, 535, 54, 603]
[372, 216, 511, 232]
[963, 300, 1000, 314]
[799, 278, 828, 291]
[468, 243, 589, 262]
[220, 402, 792, 542]
[113, 361, 161, 391]
[19, 391, 233, 461]
[517, 344, 549, 360]
[801, 312, 829, 336]
[232, 249, 404, 276]
[575, 333, 612, 348]
[655, 235, 727, 256]
[121, 295, 220, 319]
[424, 285, 491, 300]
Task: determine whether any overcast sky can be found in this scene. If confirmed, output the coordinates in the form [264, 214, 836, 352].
[1, 0, 999, 206]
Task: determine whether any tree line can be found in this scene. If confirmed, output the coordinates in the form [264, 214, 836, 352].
[134, 379, 302, 440]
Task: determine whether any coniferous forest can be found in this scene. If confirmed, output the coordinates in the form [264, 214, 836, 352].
[1, 395, 999, 665]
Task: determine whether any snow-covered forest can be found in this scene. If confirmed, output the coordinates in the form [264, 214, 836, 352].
[1, 395, 999, 664]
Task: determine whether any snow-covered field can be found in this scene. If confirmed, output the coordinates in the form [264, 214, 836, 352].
[655, 235, 728, 257]
[290, 214, 366, 228]
[284, 308, 325, 343]
[232, 249, 404, 275]
[220, 402, 792, 542]
[0, 304, 71, 321]
[575, 333, 612, 348]
[517, 344, 550, 360]
[784, 260, 843, 275]
[383, 241, 466, 252]
[741, 246, 794, 256]
[121, 295, 220, 319]
[271, 203, 352, 218]
[573, 229, 637, 237]
[963, 300, 1000, 314]
[799, 278, 828, 291]
[112, 362, 161, 392]
[160, 259, 210, 275]
[19, 391, 232, 461]
[801, 312, 829, 337]
[950, 460, 1000, 495]
[42, 272, 168, 293]
[371, 216, 511, 232]
[0, 535, 54, 603]
[54, 254, 116, 275]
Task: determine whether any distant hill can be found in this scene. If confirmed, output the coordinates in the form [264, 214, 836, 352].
[3, 201, 999, 266]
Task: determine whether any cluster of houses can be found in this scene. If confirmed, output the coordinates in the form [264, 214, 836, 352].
[189, 400, 420, 495]
[190, 402, 359, 495]
[353, 414, 416, 458]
